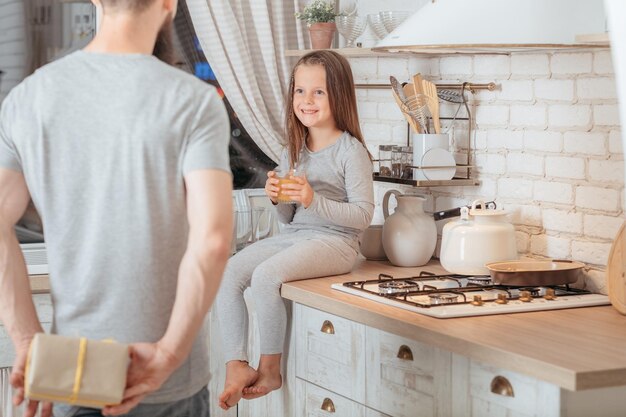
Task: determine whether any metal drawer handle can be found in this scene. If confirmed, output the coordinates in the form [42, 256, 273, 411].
[320, 320, 335, 334]
[321, 397, 336, 413]
[490, 375, 514, 397]
[397, 344, 414, 361]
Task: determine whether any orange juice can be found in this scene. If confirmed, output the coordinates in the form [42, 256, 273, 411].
[277, 177, 298, 204]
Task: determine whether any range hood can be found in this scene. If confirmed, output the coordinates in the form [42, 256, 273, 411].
[373, 0, 607, 54]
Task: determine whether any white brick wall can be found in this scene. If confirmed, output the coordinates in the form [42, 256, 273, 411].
[345, 28, 622, 290]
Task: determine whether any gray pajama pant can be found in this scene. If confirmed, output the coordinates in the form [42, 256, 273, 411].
[215, 230, 358, 362]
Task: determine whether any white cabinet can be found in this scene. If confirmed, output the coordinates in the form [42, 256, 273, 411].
[365, 328, 452, 417]
[451, 354, 626, 417]
[295, 304, 452, 417]
[294, 303, 626, 417]
[295, 304, 366, 403]
[295, 379, 391, 417]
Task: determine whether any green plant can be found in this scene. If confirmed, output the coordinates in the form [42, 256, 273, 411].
[295, 0, 338, 25]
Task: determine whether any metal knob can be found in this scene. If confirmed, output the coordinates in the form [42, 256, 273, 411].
[544, 288, 557, 300]
[495, 293, 508, 304]
[397, 345, 414, 361]
[321, 397, 336, 412]
[471, 295, 484, 306]
[519, 291, 532, 302]
[320, 320, 335, 334]
[490, 375, 515, 397]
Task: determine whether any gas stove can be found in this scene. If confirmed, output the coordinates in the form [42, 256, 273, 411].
[331, 271, 610, 318]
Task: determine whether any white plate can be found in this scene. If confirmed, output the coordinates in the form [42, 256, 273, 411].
[420, 148, 456, 181]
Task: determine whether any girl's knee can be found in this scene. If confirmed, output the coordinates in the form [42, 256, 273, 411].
[250, 264, 285, 290]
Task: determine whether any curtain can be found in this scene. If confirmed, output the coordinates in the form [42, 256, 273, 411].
[186, 0, 307, 163]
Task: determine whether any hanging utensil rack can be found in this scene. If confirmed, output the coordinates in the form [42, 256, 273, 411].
[363, 80, 496, 187]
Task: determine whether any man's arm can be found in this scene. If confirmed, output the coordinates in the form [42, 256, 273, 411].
[104, 169, 233, 416]
[0, 168, 50, 416]
[162, 168, 233, 358]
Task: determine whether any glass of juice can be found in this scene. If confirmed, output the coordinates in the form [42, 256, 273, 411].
[274, 168, 299, 204]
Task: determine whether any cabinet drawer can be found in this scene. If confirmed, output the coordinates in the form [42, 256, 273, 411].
[295, 304, 365, 403]
[365, 328, 451, 417]
[296, 378, 390, 417]
[468, 360, 559, 417]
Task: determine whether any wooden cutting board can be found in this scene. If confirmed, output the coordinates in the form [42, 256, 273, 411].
[608, 222, 626, 315]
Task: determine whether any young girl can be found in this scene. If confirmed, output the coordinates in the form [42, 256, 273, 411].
[216, 50, 374, 410]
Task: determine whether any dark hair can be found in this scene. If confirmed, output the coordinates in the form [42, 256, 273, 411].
[284, 50, 369, 168]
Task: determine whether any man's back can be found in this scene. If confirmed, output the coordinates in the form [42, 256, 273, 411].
[0, 50, 231, 402]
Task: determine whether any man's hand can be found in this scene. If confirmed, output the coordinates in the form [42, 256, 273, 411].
[283, 174, 314, 208]
[102, 342, 180, 416]
[10, 337, 53, 417]
[264, 170, 279, 203]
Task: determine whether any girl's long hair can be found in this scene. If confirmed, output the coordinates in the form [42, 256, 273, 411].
[284, 50, 369, 168]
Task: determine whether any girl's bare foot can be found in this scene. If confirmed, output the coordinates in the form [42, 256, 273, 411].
[242, 353, 283, 400]
[241, 371, 282, 399]
[218, 360, 258, 410]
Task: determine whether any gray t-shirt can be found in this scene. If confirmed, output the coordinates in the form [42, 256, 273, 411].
[0, 51, 231, 403]
[276, 132, 374, 246]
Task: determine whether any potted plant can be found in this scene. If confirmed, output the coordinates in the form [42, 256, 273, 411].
[295, 0, 338, 49]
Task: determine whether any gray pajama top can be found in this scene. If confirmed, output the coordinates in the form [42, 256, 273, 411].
[275, 132, 374, 245]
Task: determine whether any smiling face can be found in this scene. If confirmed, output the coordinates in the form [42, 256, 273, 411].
[292, 64, 337, 131]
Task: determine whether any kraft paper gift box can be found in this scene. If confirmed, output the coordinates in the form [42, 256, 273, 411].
[25, 333, 129, 408]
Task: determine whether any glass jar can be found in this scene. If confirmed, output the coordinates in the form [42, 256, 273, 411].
[378, 145, 393, 177]
[391, 145, 403, 177]
[400, 146, 413, 179]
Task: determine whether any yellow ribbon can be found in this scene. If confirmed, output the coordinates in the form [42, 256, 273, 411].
[69, 337, 87, 404]
[24, 336, 116, 407]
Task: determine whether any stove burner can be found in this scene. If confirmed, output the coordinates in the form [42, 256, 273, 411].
[428, 293, 459, 305]
[467, 276, 492, 286]
[378, 280, 420, 295]
[517, 287, 540, 297]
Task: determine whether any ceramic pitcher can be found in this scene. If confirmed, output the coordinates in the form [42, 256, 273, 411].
[382, 190, 437, 267]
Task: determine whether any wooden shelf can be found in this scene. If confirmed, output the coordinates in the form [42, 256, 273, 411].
[284, 48, 395, 58]
[575, 33, 610, 46]
[373, 174, 479, 187]
[285, 41, 608, 58]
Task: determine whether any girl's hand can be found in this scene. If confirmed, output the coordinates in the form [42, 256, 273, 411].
[283, 174, 314, 208]
[265, 171, 279, 203]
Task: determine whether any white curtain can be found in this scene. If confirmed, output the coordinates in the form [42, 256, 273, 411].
[186, 0, 307, 163]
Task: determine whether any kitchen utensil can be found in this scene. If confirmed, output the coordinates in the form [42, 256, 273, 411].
[422, 79, 441, 134]
[486, 260, 584, 286]
[607, 222, 626, 315]
[367, 13, 388, 39]
[390, 76, 420, 133]
[404, 94, 431, 134]
[411, 133, 454, 180]
[440, 199, 518, 275]
[433, 201, 496, 221]
[382, 190, 436, 267]
[438, 89, 465, 103]
[359, 225, 387, 260]
[412, 73, 425, 98]
[335, 15, 367, 48]
[418, 148, 456, 181]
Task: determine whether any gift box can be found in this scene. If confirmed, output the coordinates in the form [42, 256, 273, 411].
[25, 333, 129, 408]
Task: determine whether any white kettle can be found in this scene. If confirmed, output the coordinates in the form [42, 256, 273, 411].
[440, 200, 518, 275]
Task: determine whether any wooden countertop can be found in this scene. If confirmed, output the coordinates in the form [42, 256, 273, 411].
[281, 259, 626, 391]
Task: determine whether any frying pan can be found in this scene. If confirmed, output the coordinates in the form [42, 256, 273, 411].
[486, 259, 585, 286]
